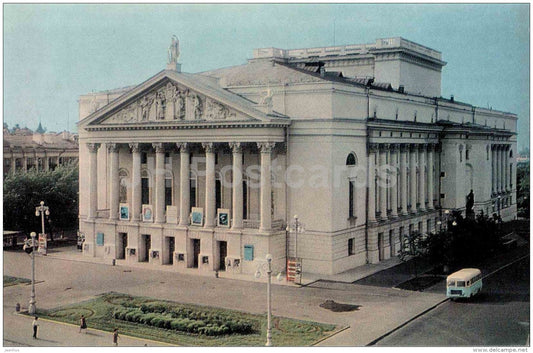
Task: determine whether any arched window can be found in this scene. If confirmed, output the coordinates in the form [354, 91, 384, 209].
[510, 150, 513, 158]
[141, 169, 151, 205]
[165, 171, 173, 207]
[119, 169, 129, 203]
[346, 152, 357, 166]
[190, 171, 197, 208]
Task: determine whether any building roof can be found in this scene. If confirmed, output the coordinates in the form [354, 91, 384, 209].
[3, 131, 78, 151]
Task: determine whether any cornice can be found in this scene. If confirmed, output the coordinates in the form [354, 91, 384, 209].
[85, 121, 290, 132]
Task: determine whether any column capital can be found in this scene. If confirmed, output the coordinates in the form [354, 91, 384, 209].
[380, 143, 390, 151]
[86, 143, 101, 153]
[419, 143, 428, 152]
[368, 143, 379, 153]
[257, 142, 275, 153]
[202, 142, 215, 153]
[129, 143, 140, 153]
[152, 143, 165, 153]
[504, 144, 511, 151]
[427, 143, 435, 152]
[106, 143, 119, 153]
[176, 142, 189, 153]
[400, 143, 410, 152]
[390, 143, 400, 152]
[229, 142, 242, 154]
[409, 143, 419, 152]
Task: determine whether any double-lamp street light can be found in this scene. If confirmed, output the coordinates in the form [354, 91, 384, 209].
[26, 201, 50, 315]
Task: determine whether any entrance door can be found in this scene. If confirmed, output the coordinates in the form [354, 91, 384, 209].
[218, 241, 227, 271]
[378, 232, 384, 261]
[168, 237, 175, 265]
[142, 235, 151, 262]
[117, 233, 127, 259]
[193, 239, 200, 268]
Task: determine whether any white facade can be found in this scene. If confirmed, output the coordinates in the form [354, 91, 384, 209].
[78, 38, 517, 276]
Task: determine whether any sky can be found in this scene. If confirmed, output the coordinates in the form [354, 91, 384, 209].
[3, 3, 530, 151]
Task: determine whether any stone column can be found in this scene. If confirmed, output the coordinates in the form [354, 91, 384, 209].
[258, 142, 275, 231]
[496, 145, 502, 193]
[390, 144, 399, 218]
[129, 143, 142, 221]
[108, 143, 120, 220]
[505, 145, 510, 191]
[427, 144, 435, 210]
[418, 144, 427, 212]
[203, 142, 216, 228]
[378, 144, 388, 220]
[177, 143, 190, 226]
[492, 145, 497, 195]
[153, 143, 165, 223]
[87, 143, 100, 220]
[409, 144, 418, 213]
[501, 145, 507, 192]
[400, 144, 409, 216]
[44, 154, 50, 171]
[368, 144, 378, 223]
[229, 142, 243, 229]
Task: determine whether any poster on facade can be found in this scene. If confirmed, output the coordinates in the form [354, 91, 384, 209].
[166, 205, 178, 224]
[119, 204, 129, 220]
[217, 208, 230, 227]
[142, 205, 153, 222]
[191, 207, 203, 226]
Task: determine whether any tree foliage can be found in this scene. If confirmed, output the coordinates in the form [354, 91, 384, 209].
[517, 163, 529, 218]
[421, 211, 503, 271]
[3, 163, 78, 234]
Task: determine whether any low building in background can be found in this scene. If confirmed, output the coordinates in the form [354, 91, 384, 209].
[3, 125, 78, 177]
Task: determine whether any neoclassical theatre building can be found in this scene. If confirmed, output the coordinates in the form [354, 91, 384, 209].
[78, 37, 517, 276]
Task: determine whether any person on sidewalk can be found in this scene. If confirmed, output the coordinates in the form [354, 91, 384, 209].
[32, 317, 39, 339]
[79, 315, 87, 333]
[112, 328, 119, 346]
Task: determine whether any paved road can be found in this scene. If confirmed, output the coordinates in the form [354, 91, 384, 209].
[2, 247, 445, 347]
[375, 256, 530, 346]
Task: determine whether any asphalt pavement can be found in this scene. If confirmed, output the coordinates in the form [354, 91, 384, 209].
[2, 239, 528, 347]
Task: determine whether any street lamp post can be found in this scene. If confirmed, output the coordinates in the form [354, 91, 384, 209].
[255, 254, 273, 346]
[28, 232, 37, 315]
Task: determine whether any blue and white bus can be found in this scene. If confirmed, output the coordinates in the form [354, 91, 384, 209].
[446, 268, 482, 299]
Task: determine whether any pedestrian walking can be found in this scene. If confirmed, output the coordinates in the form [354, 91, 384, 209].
[32, 317, 39, 339]
[112, 328, 119, 346]
[79, 315, 87, 333]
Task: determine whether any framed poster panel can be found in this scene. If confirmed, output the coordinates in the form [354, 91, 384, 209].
[217, 208, 230, 227]
[142, 205, 153, 222]
[191, 207, 204, 226]
[120, 203, 129, 220]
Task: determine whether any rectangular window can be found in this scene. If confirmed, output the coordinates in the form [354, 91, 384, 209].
[427, 220, 431, 234]
[141, 178, 150, 205]
[216, 180, 222, 209]
[141, 153, 147, 164]
[440, 171, 446, 178]
[348, 238, 355, 256]
[244, 245, 254, 261]
[164, 153, 170, 164]
[349, 181, 354, 218]
[190, 178, 197, 208]
[165, 178, 172, 207]
[96, 232, 104, 246]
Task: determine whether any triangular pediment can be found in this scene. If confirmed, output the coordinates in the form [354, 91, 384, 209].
[80, 71, 287, 130]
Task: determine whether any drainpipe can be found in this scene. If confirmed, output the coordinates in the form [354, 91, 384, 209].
[285, 125, 290, 274]
[364, 87, 370, 264]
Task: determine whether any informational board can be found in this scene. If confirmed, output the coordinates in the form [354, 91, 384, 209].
[38, 233, 47, 255]
[286, 257, 302, 284]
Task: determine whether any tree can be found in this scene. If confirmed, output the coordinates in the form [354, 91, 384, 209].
[517, 163, 529, 218]
[3, 162, 79, 234]
[399, 230, 425, 279]
[422, 212, 503, 272]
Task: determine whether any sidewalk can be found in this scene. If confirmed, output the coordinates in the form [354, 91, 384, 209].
[4, 309, 170, 347]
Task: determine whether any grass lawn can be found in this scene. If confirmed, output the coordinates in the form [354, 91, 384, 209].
[4, 276, 31, 287]
[30, 292, 339, 346]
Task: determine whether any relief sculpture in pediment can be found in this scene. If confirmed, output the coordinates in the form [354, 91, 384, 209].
[101, 82, 241, 125]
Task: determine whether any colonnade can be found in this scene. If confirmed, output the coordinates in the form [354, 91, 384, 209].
[491, 144, 512, 195]
[368, 143, 437, 222]
[85, 141, 276, 231]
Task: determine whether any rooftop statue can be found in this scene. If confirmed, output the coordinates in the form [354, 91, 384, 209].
[168, 35, 180, 64]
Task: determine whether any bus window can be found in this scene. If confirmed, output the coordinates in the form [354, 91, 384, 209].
[467, 281, 470, 286]
[447, 280, 455, 286]
[457, 281, 466, 287]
